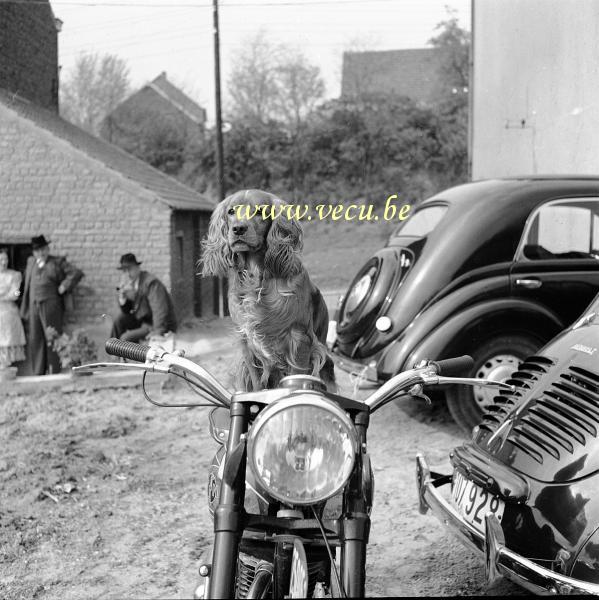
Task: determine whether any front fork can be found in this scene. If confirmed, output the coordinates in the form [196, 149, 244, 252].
[205, 402, 371, 598]
[340, 410, 371, 597]
[207, 400, 249, 599]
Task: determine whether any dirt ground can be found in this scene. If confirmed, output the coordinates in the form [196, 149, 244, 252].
[0, 346, 525, 599]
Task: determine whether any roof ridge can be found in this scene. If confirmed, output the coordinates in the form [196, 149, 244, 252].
[0, 88, 215, 211]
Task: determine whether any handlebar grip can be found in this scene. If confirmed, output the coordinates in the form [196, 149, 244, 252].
[429, 355, 474, 377]
[105, 338, 151, 363]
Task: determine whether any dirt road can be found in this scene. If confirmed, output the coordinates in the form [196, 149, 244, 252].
[0, 347, 523, 598]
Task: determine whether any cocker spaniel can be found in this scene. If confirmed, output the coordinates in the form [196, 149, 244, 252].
[200, 189, 335, 392]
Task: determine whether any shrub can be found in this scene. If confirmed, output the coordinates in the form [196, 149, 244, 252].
[46, 327, 98, 369]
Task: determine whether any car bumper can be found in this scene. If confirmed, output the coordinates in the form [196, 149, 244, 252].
[416, 453, 599, 596]
[330, 346, 380, 384]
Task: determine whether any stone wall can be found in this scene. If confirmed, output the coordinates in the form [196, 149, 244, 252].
[0, 102, 173, 326]
[0, 0, 58, 111]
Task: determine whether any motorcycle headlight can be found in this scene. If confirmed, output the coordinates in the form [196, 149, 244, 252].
[247, 394, 358, 505]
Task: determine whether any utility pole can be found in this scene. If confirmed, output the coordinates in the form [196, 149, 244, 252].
[212, 0, 227, 317]
[213, 0, 225, 202]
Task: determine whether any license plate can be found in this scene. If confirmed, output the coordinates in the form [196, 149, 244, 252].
[451, 471, 505, 532]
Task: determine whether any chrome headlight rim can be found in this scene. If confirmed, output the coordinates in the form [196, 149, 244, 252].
[247, 393, 359, 506]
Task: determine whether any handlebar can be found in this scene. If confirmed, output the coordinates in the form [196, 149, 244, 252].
[75, 341, 515, 414]
[428, 355, 474, 377]
[105, 338, 151, 363]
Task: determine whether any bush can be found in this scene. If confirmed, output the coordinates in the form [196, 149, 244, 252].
[46, 327, 98, 369]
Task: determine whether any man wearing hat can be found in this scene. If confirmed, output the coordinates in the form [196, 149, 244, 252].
[111, 253, 177, 343]
[20, 235, 84, 375]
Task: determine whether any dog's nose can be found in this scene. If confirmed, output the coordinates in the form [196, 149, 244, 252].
[232, 225, 247, 236]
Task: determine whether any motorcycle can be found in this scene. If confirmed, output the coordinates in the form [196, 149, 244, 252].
[75, 338, 517, 598]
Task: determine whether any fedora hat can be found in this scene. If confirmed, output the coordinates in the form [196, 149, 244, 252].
[31, 235, 50, 250]
[117, 253, 142, 270]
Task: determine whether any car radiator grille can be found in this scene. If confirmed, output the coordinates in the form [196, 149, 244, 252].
[481, 359, 599, 464]
[480, 356, 554, 430]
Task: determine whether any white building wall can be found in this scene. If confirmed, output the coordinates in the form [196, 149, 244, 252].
[472, 0, 599, 179]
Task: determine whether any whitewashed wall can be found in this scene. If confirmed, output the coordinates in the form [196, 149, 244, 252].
[472, 0, 599, 178]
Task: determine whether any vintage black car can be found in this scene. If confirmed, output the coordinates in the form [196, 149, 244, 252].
[330, 176, 599, 431]
[417, 291, 599, 594]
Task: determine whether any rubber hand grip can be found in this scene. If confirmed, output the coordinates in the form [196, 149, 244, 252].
[429, 355, 474, 377]
[105, 338, 150, 363]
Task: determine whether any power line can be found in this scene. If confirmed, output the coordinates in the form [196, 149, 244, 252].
[58, 24, 445, 56]
[1, 0, 403, 7]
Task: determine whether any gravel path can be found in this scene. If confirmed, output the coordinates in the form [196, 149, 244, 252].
[0, 348, 524, 598]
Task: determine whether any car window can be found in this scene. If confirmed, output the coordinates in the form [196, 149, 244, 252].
[518, 198, 599, 260]
[392, 204, 447, 237]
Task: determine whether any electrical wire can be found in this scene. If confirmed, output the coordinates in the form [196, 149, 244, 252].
[176, 369, 231, 406]
[1, 0, 403, 6]
[310, 505, 346, 598]
[140, 370, 228, 408]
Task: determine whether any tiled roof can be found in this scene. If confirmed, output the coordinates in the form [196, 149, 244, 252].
[341, 48, 445, 104]
[0, 88, 214, 212]
[149, 72, 207, 124]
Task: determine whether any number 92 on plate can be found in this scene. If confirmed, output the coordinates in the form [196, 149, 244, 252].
[451, 471, 505, 532]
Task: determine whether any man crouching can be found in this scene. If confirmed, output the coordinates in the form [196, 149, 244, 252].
[110, 253, 177, 343]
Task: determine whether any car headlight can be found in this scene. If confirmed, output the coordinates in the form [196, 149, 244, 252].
[247, 394, 358, 505]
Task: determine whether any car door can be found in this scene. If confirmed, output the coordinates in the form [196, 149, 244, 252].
[510, 197, 599, 327]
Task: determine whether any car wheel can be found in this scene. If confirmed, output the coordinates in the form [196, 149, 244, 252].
[445, 334, 541, 435]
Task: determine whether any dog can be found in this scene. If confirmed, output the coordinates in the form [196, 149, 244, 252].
[200, 189, 335, 392]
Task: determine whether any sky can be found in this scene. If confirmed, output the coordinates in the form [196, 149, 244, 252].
[53, 0, 471, 123]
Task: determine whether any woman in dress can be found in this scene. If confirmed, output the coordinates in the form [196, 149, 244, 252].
[0, 248, 26, 369]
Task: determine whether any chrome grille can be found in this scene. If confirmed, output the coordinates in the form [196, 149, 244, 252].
[480, 356, 554, 431]
[483, 361, 599, 465]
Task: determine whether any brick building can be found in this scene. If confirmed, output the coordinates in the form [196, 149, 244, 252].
[0, 0, 217, 331]
[341, 48, 445, 105]
[100, 72, 206, 155]
[0, 0, 60, 111]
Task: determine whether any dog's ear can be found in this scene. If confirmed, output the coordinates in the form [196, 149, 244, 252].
[199, 199, 233, 277]
[264, 199, 304, 278]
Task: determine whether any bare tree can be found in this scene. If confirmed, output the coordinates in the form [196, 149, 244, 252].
[340, 34, 380, 98]
[227, 33, 324, 134]
[60, 53, 130, 135]
[227, 32, 279, 125]
[273, 49, 325, 136]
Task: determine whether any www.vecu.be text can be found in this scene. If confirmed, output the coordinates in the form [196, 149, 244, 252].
[233, 194, 411, 222]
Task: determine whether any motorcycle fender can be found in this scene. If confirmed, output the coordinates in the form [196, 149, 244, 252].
[403, 298, 563, 370]
[379, 298, 563, 376]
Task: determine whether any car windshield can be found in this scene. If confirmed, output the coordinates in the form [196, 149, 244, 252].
[392, 204, 447, 238]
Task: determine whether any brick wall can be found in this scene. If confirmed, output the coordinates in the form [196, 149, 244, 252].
[341, 49, 445, 105]
[0, 0, 58, 111]
[0, 103, 173, 327]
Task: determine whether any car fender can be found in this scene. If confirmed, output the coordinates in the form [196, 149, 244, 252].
[377, 298, 564, 376]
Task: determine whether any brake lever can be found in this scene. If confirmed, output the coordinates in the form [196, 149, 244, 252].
[409, 383, 432, 405]
[421, 373, 516, 393]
